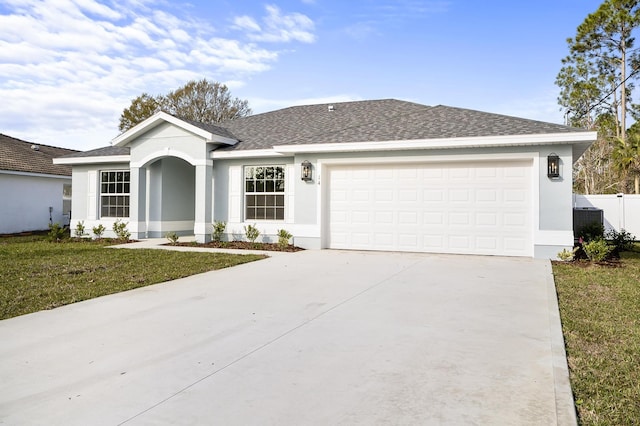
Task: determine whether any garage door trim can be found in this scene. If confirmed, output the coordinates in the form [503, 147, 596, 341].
[319, 153, 539, 257]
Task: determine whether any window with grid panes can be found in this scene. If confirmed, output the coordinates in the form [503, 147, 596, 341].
[100, 170, 130, 218]
[244, 166, 285, 220]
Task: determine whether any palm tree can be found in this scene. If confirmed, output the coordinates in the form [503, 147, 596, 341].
[613, 133, 640, 194]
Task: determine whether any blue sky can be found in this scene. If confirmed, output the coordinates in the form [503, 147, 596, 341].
[0, 0, 603, 150]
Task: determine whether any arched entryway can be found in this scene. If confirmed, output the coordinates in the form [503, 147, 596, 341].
[145, 156, 196, 237]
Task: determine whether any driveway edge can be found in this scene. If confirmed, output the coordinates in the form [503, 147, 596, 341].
[543, 260, 578, 426]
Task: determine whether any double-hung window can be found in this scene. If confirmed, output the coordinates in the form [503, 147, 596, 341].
[100, 170, 130, 218]
[245, 166, 285, 220]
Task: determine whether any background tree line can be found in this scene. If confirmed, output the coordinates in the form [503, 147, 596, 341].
[557, 0, 640, 194]
[119, 78, 251, 132]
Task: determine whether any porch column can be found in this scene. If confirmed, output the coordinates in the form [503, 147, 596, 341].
[194, 163, 213, 243]
[129, 166, 147, 240]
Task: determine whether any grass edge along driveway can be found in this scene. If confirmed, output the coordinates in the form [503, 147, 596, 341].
[553, 250, 640, 426]
[0, 236, 265, 320]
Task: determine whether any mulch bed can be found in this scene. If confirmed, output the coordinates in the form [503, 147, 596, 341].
[552, 244, 624, 268]
[169, 241, 304, 252]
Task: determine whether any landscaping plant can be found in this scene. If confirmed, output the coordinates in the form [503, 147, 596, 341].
[557, 247, 577, 261]
[582, 238, 610, 262]
[74, 221, 86, 238]
[165, 231, 179, 245]
[113, 219, 131, 241]
[92, 224, 105, 239]
[47, 223, 66, 242]
[244, 224, 260, 243]
[277, 229, 292, 250]
[606, 228, 636, 253]
[212, 220, 227, 242]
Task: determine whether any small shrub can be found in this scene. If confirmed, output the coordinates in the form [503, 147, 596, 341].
[47, 223, 66, 242]
[165, 231, 179, 245]
[74, 220, 86, 238]
[92, 224, 105, 239]
[577, 222, 605, 242]
[244, 224, 260, 243]
[212, 221, 227, 243]
[557, 247, 577, 261]
[277, 229, 293, 249]
[583, 238, 610, 262]
[606, 228, 636, 252]
[113, 219, 131, 241]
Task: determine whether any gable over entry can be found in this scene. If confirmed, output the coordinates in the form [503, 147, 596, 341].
[55, 100, 597, 258]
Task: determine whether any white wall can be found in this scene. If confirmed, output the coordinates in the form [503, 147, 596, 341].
[0, 171, 71, 234]
[573, 194, 640, 238]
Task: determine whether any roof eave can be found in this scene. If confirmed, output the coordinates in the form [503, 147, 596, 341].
[271, 131, 598, 154]
[211, 149, 289, 159]
[53, 155, 131, 165]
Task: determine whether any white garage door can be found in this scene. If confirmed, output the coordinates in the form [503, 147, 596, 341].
[328, 161, 533, 256]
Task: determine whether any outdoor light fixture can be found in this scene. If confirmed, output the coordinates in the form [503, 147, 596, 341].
[547, 153, 560, 179]
[301, 160, 312, 181]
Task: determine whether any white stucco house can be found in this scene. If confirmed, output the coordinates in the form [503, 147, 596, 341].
[0, 134, 78, 234]
[54, 99, 596, 258]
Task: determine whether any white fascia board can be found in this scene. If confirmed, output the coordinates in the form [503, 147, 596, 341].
[112, 111, 238, 147]
[211, 149, 289, 159]
[53, 155, 131, 165]
[208, 135, 239, 145]
[272, 132, 598, 154]
[0, 169, 72, 179]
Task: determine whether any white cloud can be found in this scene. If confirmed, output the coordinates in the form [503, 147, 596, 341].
[235, 4, 316, 44]
[0, 0, 315, 150]
[233, 15, 262, 32]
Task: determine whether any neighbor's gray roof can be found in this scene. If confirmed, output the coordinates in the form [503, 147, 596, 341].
[0, 133, 78, 176]
[218, 100, 587, 151]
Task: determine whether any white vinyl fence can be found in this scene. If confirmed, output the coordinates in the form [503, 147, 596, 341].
[573, 194, 640, 239]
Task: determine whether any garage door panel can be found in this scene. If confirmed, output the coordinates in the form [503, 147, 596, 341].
[374, 211, 393, 223]
[476, 237, 498, 250]
[328, 162, 532, 256]
[399, 211, 418, 224]
[476, 212, 498, 226]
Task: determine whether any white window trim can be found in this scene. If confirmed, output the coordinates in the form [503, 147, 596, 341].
[243, 165, 286, 222]
[99, 169, 131, 219]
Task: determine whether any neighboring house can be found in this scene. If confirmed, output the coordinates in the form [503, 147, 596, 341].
[0, 134, 78, 234]
[54, 99, 596, 258]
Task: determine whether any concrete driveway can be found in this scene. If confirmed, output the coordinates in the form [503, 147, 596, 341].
[0, 250, 575, 425]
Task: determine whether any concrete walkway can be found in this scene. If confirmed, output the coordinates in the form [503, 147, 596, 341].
[0, 250, 575, 425]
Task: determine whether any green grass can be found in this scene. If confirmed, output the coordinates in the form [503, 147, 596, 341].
[553, 249, 640, 425]
[0, 236, 265, 320]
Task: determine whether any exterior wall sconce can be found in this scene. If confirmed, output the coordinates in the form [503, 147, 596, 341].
[301, 160, 312, 181]
[547, 153, 560, 179]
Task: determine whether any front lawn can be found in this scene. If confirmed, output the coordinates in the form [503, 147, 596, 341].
[553, 250, 640, 425]
[0, 236, 265, 320]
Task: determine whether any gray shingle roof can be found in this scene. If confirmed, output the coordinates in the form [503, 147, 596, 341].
[57, 99, 590, 160]
[179, 117, 238, 140]
[0, 133, 78, 176]
[218, 100, 587, 151]
[60, 145, 130, 159]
